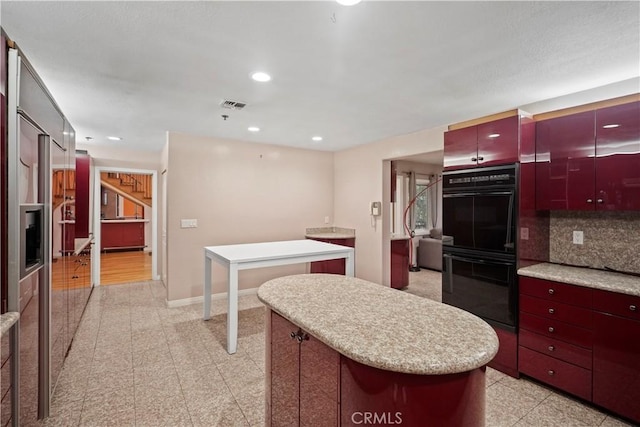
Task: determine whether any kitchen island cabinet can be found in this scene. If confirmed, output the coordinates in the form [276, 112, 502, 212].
[259, 274, 498, 426]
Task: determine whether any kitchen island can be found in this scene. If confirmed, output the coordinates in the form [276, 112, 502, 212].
[258, 274, 499, 426]
[100, 218, 148, 251]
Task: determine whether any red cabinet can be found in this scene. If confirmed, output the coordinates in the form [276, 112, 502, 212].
[101, 221, 145, 251]
[595, 101, 640, 211]
[592, 290, 640, 424]
[444, 115, 520, 170]
[74, 153, 91, 238]
[535, 101, 640, 211]
[390, 238, 409, 289]
[518, 277, 593, 401]
[308, 237, 355, 275]
[267, 312, 339, 426]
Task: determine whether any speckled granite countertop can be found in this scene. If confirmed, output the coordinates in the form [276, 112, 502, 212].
[0, 312, 19, 337]
[258, 274, 498, 375]
[305, 227, 355, 239]
[518, 263, 640, 297]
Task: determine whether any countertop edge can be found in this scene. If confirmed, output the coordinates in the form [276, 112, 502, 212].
[0, 312, 19, 337]
[518, 263, 640, 297]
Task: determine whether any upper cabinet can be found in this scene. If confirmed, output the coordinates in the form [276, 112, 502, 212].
[535, 100, 640, 211]
[444, 115, 520, 170]
[74, 152, 91, 238]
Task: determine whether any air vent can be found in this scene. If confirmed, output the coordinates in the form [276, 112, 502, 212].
[220, 100, 247, 110]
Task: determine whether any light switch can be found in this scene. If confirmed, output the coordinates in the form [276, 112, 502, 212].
[520, 227, 529, 240]
[181, 219, 198, 228]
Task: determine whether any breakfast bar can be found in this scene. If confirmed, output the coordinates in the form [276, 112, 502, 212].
[258, 274, 499, 426]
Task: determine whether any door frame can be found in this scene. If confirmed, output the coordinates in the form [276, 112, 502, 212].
[92, 166, 159, 285]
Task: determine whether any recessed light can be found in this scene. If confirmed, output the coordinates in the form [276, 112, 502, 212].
[488, 133, 500, 138]
[248, 127, 260, 132]
[107, 136, 122, 141]
[251, 72, 271, 82]
[336, 0, 362, 5]
[602, 124, 620, 129]
[312, 136, 323, 142]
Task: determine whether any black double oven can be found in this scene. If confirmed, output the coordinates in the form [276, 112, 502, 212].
[442, 164, 518, 332]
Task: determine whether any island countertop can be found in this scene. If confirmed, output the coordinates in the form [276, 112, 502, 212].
[258, 274, 498, 375]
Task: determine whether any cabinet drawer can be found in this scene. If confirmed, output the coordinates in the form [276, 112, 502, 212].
[519, 346, 592, 401]
[592, 289, 640, 321]
[519, 329, 592, 369]
[520, 277, 592, 306]
[520, 313, 592, 348]
[520, 294, 592, 328]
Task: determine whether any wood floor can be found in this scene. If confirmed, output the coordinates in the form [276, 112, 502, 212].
[100, 250, 152, 285]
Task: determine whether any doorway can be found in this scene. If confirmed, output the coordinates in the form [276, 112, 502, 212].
[92, 167, 159, 286]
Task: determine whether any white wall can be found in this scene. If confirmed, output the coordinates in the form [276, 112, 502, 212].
[333, 127, 446, 286]
[165, 132, 334, 303]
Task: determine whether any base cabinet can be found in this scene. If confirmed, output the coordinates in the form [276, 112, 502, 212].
[308, 237, 355, 275]
[390, 239, 409, 289]
[592, 291, 640, 424]
[267, 310, 487, 427]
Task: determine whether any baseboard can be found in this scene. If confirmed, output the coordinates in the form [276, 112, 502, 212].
[166, 287, 259, 308]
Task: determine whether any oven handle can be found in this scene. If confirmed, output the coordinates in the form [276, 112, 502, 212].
[443, 191, 514, 198]
[443, 253, 515, 267]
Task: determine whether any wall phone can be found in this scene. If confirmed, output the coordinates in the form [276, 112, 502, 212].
[370, 201, 381, 216]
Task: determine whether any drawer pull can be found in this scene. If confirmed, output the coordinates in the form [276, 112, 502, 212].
[548, 345, 555, 352]
[548, 327, 555, 333]
[548, 308, 555, 314]
[631, 305, 637, 312]
[548, 288, 555, 295]
[548, 370, 555, 376]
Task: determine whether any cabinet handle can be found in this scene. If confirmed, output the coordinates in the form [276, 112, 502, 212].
[548, 370, 555, 376]
[471, 157, 478, 162]
[548, 308, 555, 314]
[631, 305, 637, 312]
[586, 199, 593, 204]
[597, 199, 604, 204]
[548, 288, 555, 295]
[296, 332, 309, 343]
[548, 345, 555, 352]
[477, 156, 484, 162]
[290, 332, 297, 340]
[548, 326, 554, 333]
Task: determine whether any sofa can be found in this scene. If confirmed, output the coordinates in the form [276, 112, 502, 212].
[417, 228, 443, 271]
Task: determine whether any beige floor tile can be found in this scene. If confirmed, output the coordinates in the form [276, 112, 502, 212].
[516, 401, 592, 426]
[485, 382, 542, 426]
[187, 394, 250, 427]
[499, 375, 553, 402]
[80, 406, 135, 427]
[233, 380, 266, 427]
[543, 393, 607, 425]
[134, 394, 193, 427]
[486, 366, 507, 387]
[600, 415, 637, 426]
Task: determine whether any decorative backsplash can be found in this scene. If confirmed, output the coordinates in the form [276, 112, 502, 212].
[550, 211, 640, 275]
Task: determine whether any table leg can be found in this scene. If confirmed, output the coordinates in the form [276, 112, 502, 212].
[345, 251, 355, 277]
[203, 256, 212, 320]
[227, 264, 239, 354]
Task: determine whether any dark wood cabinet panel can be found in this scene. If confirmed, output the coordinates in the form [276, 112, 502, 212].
[595, 101, 640, 211]
[390, 239, 409, 289]
[101, 222, 145, 251]
[308, 237, 355, 275]
[74, 153, 91, 238]
[520, 276, 592, 307]
[269, 313, 300, 426]
[519, 346, 592, 401]
[593, 311, 640, 424]
[444, 115, 521, 171]
[519, 329, 592, 370]
[443, 125, 478, 170]
[300, 334, 339, 427]
[520, 313, 592, 349]
[520, 294, 592, 328]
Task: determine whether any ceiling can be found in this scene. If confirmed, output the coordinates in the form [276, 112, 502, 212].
[2, 1, 639, 153]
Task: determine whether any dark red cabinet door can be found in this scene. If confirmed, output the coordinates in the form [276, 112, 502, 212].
[75, 153, 91, 238]
[477, 115, 519, 167]
[593, 311, 640, 424]
[443, 125, 478, 170]
[309, 237, 355, 275]
[300, 334, 339, 426]
[535, 111, 596, 210]
[595, 101, 640, 211]
[390, 239, 409, 289]
[269, 313, 300, 426]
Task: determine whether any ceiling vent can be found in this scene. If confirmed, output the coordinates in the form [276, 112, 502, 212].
[220, 100, 247, 110]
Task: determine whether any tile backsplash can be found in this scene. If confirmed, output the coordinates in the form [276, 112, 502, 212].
[550, 211, 640, 274]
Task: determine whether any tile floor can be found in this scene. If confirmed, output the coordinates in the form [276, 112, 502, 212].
[40, 276, 635, 427]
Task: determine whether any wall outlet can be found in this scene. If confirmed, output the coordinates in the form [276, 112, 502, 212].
[572, 230, 584, 245]
[520, 227, 529, 240]
[324, 216, 330, 224]
[181, 219, 198, 228]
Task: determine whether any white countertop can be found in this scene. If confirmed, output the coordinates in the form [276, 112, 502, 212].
[101, 219, 149, 223]
[258, 274, 498, 375]
[205, 239, 353, 264]
[518, 263, 640, 297]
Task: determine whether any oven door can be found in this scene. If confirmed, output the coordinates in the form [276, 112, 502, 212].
[442, 251, 517, 332]
[442, 190, 516, 254]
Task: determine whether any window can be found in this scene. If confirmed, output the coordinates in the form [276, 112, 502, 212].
[414, 180, 429, 230]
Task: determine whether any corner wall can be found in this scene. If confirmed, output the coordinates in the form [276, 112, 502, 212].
[333, 127, 446, 286]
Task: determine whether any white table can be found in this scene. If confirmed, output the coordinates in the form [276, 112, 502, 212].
[203, 239, 355, 354]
